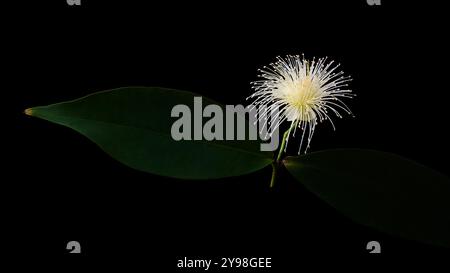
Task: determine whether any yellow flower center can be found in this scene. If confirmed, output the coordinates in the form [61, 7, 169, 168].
[280, 76, 322, 121]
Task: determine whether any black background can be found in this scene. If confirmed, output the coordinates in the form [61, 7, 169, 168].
[5, 0, 450, 270]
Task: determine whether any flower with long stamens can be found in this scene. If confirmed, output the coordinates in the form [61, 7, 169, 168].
[248, 55, 354, 154]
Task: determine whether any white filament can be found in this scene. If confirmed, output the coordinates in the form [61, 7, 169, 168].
[248, 55, 354, 154]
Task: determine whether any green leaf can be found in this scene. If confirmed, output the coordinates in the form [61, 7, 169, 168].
[26, 87, 273, 179]
[283, 149, 450, 248]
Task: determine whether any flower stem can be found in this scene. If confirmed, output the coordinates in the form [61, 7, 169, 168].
[270, 162, 277, 188]
[276, 129, 291, 163]
[269, 127, 292, 188]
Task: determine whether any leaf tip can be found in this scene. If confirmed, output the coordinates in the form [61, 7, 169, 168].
[24, 108, 33, 116]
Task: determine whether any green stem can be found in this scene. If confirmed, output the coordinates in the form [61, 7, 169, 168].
[270, 162, 277, 188]
[269, 126, 292, 188]
[276, 129, 291, 163]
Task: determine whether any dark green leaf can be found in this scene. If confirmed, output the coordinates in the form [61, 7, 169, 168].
[283, 149, 450, 248]
[26, 87, 273, 179]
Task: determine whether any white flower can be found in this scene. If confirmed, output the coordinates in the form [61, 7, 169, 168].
[248, 55, 354, 154]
